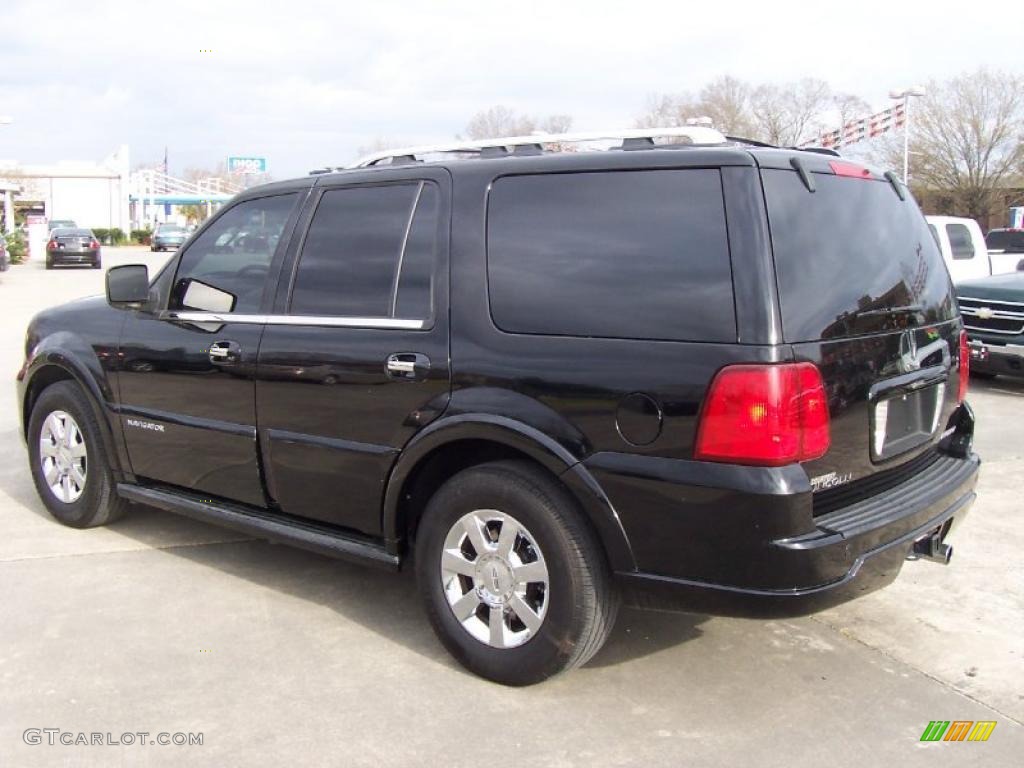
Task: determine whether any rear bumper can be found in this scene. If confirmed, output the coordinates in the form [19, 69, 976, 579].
[615, 478, 975, 617]
[588, 410, 980, 617]
[47, 249, 99, 264]
[968, 339, 1024, 377]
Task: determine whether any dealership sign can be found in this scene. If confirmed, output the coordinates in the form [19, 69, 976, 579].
[228, 156, 268, 174]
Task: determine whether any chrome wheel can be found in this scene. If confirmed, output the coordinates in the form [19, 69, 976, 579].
[440, 509, 549, 649]
[39, 410, 87, 503]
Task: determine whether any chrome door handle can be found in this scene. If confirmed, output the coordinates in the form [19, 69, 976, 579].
[386, 359, 416, 374]
[209, 340, 241, 364]
[386, 353, 430, 380]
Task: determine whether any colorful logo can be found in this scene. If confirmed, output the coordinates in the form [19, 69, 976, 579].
[920, 721, 996, 742]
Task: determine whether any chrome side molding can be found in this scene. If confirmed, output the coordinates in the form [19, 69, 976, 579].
[167, 312, 425, 330]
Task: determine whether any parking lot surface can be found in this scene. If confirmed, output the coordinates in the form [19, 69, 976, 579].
[1, 247, 1021, 766]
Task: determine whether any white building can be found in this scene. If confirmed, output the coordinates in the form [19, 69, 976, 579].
[1, 145, 240, 237]
[0, 145, 131, 231]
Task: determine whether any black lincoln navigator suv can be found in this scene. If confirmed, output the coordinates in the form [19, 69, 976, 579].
[17, 128, 980, 685]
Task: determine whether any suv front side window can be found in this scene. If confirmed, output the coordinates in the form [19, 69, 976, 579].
[169, 193, 298, 314]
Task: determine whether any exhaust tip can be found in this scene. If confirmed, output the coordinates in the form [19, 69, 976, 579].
[938, 543, 953, 565]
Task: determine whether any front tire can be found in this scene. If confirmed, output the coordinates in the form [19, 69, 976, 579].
[28, 381, 128, 528]
[414, 460, 618, 685]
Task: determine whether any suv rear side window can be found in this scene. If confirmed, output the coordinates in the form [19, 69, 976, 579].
[486, 170, 735, 342]
[290, 182, 438, 319]
[763, 170, 956, 342]
[170, 193, 297, 313]
[946, 223, 975, 260]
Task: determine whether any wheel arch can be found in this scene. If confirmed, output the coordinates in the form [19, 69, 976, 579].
[383, 415, 636, 572]
[22, 353, 125, 478]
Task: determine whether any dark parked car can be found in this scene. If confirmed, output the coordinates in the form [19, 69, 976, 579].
[17, 129, 979, 685]
[151, 223, 189, 252]
[957, 271, 1024, 379]
[45, 228, 102, 269]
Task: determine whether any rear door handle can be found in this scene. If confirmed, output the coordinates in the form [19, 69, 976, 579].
[209, 340, 241, 364]
[386, 353, 430, 380]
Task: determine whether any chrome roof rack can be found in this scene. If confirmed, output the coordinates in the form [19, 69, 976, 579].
[346, 126, 730, 169]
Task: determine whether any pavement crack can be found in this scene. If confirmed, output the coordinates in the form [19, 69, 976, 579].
[810, 614, 1024, 727]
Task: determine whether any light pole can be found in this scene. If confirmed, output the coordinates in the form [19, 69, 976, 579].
[888, 86, 925, 183]
[0, 117, 13, 233]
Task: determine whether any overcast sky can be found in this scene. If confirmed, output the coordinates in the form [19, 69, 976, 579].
[1, 0, 1019, 178]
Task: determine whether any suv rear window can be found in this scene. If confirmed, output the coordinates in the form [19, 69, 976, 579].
[486, 170, 735, 342]
[763, 170, 956, 342]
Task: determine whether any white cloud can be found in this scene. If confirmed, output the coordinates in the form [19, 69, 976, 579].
[0, 0, 1020, 176]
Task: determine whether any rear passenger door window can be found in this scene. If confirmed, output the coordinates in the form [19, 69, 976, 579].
[945, 223, 975, 260]
[289, 182, 438, 322]
[486, 170, 735, 342]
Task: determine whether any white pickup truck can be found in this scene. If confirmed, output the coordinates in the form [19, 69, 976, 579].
[927, 216, 1023, 283]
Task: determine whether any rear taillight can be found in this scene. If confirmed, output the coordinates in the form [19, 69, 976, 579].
[89, 239, 100, 250]
[958, 330, 969, 403]
[695, 363, 830, 466]
[47, 239, 58, 249]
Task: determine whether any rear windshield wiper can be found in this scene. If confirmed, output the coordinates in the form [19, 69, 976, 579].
[851, 304, 925, 319]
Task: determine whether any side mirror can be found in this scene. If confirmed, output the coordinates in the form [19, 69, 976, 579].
[106, 264, 150, 307]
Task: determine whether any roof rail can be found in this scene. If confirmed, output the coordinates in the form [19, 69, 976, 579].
[726, 135, 842, 157]
[347, 126, 729, 169]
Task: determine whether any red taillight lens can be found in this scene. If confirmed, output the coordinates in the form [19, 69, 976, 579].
[47, 239, 58, 249]
[958, 330, 969, 403]
[89, 239, 100, 249]
[695, 363, 830, 466]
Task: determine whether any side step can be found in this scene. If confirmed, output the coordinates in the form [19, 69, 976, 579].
[116, 483, 399, 570]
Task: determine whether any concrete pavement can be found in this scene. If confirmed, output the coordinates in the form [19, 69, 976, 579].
[1, 247, 1021, 766]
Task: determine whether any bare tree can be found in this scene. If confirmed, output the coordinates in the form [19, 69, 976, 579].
[538, 113, 573, 134]
[637, 76, 830, 143]
[901, 70, 1024, 221]
[750, 78, 832, 145]
[698, 76, 755, 136]
[464, 106, 534, 139]
[636, 77, 755, 134]
[832, 92, 870, 133]
[634, 92, 702, 128]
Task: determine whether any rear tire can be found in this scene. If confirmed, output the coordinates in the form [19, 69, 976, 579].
[28, 381, 128, 528]
[414, 460, 618, 685]
[92, 260, 102, 269]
